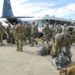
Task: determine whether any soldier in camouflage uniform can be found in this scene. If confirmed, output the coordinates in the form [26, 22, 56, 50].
[50, 23, 72, 69]
[50, 29, 62, 58]
[42, 22, 51, 44]
[6, 23, 11, 43]
[53, 23, 58, 35]
[50, 23, 58, 41]
[14, 23, 24, 51]
[23, 24, 31, 44]
[23, 25, 27, 44]
[57, 24, 62, 33]
[51, 23, 72, 69]
[63, 24, 72, 63]
[10, 25, 15, 44]
[26, 24, 31, 44]
[0, 23, 4, 46]
[71, 29, 75, 43]
[50, 28, 63, 69]
[31, 22, 38, 46]
[63, 24, 69, 34]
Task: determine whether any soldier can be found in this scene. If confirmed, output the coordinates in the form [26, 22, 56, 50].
[50, 27, 70, 69]
[63, 24, 69, 34]
[0, 23, 4, 46]
[26, 24, 31, 44]
[53, 23, 58, 35]
[23, 24, 31, 44]
[50, 23, 58, 40]
[14, 23, 24, 51]
[42, 22, 51, 44]
[31, 22, 38, 46]
[71, 29, 75, 43]
[65, 33, 72, 63]
[6, 23, 11, 43]
[63, 24, 72, 63]
[9, 25, 15, 44]
[57, 31, 71, 69]
[23, 24, 27, 44]
[57, 24, 62, 33]
[51, 29, 62, 57]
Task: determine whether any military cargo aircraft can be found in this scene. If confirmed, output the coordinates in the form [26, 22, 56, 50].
[1, 0, 33, 24]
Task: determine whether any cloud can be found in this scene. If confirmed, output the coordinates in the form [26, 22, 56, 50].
[11, 0, 75, 20]
[34, 3, 75, 20]
[10, 0, 55, 16]
[54, 3, 75, 18]
[0, 0, 75, 20]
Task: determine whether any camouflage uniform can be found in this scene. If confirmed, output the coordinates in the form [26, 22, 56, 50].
[14, 24, 24, 51]
[71, 29, 75, 43]
[50, 31, 62, 69]
[23, 25, 27, 44]
[50, 28, 68, 69]
[53, 23, 58, 35]
[65, 34, 72, 63]
[51, 32, 62, 58]
[50, 23, 58, 41]
[31, 22, 38, 46]
[62, 25, 72, 63]
[42, 23, 51, 44]
[26, 25, 31, 43]
[6, 24, 11, 43]
[63, 24, 69, 34]
[57, 24, 62, 33]
[55, 29, 71, 69]
[51, 24, 71, 69]
[10, 26, 15, 44]
[50, 25, 55, 38]
[0, 23, 4, 46]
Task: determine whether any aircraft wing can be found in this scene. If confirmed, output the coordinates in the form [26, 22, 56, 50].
[1, 16, 34, 18]
[14, 16, 34, 18]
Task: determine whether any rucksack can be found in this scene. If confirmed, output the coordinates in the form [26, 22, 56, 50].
[37, 45, 47, 56]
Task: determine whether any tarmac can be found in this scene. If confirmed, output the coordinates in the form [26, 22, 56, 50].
[0, 41, 75, 75]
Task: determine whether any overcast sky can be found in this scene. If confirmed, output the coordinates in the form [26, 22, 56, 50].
[0, 0, 75, 20]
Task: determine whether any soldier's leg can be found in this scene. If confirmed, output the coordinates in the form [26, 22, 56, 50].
[24, 36, 26, 44]
[46, 36, 48, 44]
[16, 40, 19, 51]
[24, 38, 26, 44]
[65, 45, 72, 63]
[34, 39, 38, 45]
[19, 39, 23, 52]
[46, 35, 49, 44]
[28, 35, 31, 44]
[42, 35, 46, 45]
[31, 37, 34, 46]
[32, 36, 37, 46]
[41, 37, 44, 45]
[47, 39, 49, 44]
[23, 31, 26, 43]
[45, 35, 48, 44]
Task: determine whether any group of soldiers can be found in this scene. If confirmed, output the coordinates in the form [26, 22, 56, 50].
[42, 22, 73, 70]
[0, 21, 75, 70]
[14, 22, 38, 51]
[0, 22, 38, 51]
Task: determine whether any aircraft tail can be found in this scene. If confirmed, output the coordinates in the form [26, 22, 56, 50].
[2, 0, 13, 17]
